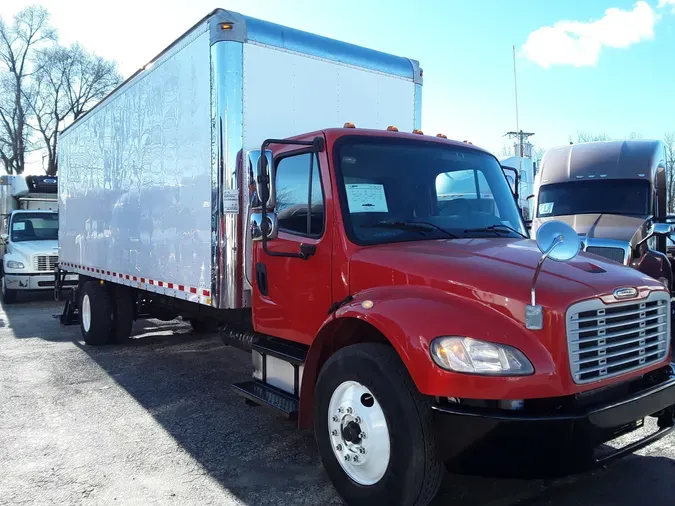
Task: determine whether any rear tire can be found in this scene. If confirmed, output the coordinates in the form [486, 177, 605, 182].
[1, 276, 18, 305]
[79, 281, 114, 345]
[111, 286, 135, 343]
[314, 343, 444, 506]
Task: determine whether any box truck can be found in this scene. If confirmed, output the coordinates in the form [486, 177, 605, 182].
[57, 9, 675, 506]
[0, 175, 77, 303]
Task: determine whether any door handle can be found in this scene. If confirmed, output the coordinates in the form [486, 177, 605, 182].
[255, 262, 268, 296]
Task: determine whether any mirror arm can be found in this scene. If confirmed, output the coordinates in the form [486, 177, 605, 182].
[531, 235, 563, 306]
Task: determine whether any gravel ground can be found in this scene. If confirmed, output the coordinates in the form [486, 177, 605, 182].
[0, 295, 674, 506]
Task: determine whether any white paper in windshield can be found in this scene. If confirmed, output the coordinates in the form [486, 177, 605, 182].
[12, 222, 25, 231]
[538, 202, 554, 215]
[346, 184, 389, 213]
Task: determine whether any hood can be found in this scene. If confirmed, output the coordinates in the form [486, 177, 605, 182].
[10, 239, 59, 257]
[349, 238, 663, 324]
[534, 213, 650, 245]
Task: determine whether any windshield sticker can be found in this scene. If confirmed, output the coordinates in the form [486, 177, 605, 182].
[12, 222, 25, 231]
[346, 184, 389, 213]
[538, 202, 554, 215]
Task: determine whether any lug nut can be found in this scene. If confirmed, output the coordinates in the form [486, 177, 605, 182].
[338, 407, 344, 414]
[332, 415, 339, 422]
[335, 444, 342, 451]
[354, 416, 362, 424]
[353, 455, 360, 463]
[331, 430, 338, 436]
[344, 454, 351, 462]
[359, 432, 367, 439]
[346, 407, 353, 414]
[358, 447, 366, 454]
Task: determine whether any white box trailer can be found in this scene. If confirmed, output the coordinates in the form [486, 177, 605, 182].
[57, 8, 421, 317]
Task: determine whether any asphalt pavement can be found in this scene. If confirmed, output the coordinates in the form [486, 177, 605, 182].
[0, 295, 674, 506]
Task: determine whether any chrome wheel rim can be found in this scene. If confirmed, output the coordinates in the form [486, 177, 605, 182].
[328, 380, 390, 485]
[82, 294, 91, 332]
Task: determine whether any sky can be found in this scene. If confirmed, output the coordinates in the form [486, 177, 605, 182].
[3, 0, 675, 164]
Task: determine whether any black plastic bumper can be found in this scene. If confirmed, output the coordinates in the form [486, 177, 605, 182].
[433, 364, 675, 477]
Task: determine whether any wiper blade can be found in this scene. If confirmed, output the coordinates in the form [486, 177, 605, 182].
[364, 221, 457, 238]
[463, 224, 528, 238]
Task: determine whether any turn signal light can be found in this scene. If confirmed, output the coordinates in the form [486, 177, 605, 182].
[386, 125, 399, 132]
[412, 129, 424, 135]
[436, 133, 447, 139]
[343, 122, 356, 128]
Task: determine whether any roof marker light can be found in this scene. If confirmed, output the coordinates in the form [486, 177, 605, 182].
[436, 133, 447, 139]
[412, 129, 424, 135]
[220, 22, 234, 30]
[343, 122, 356, 128]
[463, 140, 473, 144]
[387, 125, 399, 132]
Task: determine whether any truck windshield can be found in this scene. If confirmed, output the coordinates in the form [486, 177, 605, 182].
[536, 180, 650, 218]
[334, 137, 526, 245]
[11, 213, 59, 242]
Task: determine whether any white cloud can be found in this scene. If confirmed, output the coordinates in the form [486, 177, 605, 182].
[522, 1, 660, 68]
[658, 0, 675, 12]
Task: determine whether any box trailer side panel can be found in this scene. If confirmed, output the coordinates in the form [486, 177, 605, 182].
[58, 27, 213, 304]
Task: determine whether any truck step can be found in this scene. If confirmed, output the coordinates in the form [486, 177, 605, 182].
[232, 380, 299, 419]
[251, 336, 308, 365]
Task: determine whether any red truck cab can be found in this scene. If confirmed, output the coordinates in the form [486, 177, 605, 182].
[230, 127, 675, 506]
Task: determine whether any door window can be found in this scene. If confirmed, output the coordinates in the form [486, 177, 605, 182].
[275, 153, 325, 237]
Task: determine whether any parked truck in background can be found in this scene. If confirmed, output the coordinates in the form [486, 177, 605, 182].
[0, 175, 77, 303]
[56, 10, 675, 506]
[532, 140, 675, 335]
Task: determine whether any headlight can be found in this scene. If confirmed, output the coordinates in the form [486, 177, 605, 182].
[430, 337, 534, 376]
[6, 260, 24, 269]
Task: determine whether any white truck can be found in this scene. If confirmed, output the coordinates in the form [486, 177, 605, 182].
[0, 175, 77, 303]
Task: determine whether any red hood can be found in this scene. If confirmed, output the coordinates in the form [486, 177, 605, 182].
[349, 238, 664, 323]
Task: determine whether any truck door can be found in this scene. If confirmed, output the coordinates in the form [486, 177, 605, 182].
[251, 145, 333, 345]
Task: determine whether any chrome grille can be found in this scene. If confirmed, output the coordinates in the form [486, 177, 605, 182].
[33, 255, 58, 272]
[585, 246, 626, 264]
[566, 292, 670, 384]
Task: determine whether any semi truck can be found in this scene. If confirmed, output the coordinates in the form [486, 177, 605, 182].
[56, 10, 675, 506]
[0, 174, 77, 303]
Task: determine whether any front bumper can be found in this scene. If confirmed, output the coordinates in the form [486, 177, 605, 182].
[434, 364, 675, 476]
[4, 273, 78, 291]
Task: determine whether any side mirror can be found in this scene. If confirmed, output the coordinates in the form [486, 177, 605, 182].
[250, 212, 278, 242]
[526, 221, 580, 330]
[0, 233, 8, 243]
[246, 149, 275, 210]
[652, 223, 675, 237]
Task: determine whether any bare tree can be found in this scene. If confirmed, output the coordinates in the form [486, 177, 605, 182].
[573, 131, 610, 143]
[25, 44, 121, 175]
[0, 5, 55, 174]
[63, 44, 121, 121]
[664, 132, 675, 213]
[627, 131, 643, 140]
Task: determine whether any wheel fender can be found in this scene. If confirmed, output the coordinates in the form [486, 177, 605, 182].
[298, 285, 550, 428]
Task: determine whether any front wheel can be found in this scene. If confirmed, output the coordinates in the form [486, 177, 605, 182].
[314, 343, 444, 506]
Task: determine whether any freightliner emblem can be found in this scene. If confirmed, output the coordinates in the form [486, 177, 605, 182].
[613, 287, 638, 300]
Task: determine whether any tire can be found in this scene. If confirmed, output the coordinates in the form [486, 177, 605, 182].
[79, 281, 114, 345]
[1, 276, 18, 305]
[189, 317, 219, 334]
[111, 286, 135, 343]
[314, 343, 444, 506]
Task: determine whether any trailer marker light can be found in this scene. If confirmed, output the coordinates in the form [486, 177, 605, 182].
[361, 300, 374, 309]
[220, 22, 234, 30]
[343, 122, 356, 128]
[386, 126, 399, 132]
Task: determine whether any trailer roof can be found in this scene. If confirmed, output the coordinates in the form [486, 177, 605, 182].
[539, 139, 665, 184]
[62, 9, 421, 136]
